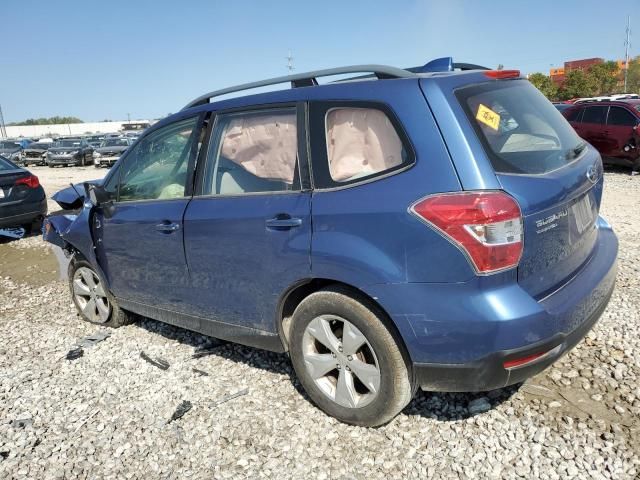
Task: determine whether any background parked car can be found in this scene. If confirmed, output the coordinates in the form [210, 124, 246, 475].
[553, 102, 573, 113]
[21, 141, 52, 166]
[0, 140, 23, 164]
[563, 100, 640, 171]
[93, 137, 132, 168]
[0, 154, 47, 233]
[46, 138, 94, 167]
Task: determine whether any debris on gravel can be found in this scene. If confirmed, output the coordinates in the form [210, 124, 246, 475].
[0, 166, 639, 479]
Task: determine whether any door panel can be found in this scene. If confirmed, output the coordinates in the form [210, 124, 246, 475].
[97, 114, 203, 310]
[183, 193, 311, 331]
[183, 106, 311, 333]
[99, 200, 191, 309]
[604, 106, 639, 163]
[580, 106, 608, 153]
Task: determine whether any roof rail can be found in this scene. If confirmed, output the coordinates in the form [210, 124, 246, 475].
[182, 65, 416, 110]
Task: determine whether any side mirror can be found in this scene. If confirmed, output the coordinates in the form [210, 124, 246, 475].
[84, 182, 110, 207]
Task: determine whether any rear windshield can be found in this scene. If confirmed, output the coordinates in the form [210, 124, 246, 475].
[456, 80, 585, 174]
[0, 156, 16, 171]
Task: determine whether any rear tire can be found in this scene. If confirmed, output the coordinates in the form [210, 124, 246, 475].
[289, 286, 414, 427]
[69, 260, 134, 328]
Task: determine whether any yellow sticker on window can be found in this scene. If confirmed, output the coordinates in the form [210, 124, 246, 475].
[476, 104, 501, 131]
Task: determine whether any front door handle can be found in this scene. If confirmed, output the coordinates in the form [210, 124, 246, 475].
[265, 215, 302, 229]
[155, 221, 180, 233]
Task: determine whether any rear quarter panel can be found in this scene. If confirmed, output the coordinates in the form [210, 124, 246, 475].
[310, 80, 474, 285]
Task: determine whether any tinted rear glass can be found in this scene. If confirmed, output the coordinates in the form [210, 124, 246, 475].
[582, 106, 608, 124]
[456, 80, 585, 175]
[565, 107, 583, 122]
[607, 107, 637, 126]
[0, 156, 16, 171]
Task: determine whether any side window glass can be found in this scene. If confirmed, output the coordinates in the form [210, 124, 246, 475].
[118, 116, 200, 202]
[607, 107, 637, 126]
[582, 106, 608, 125]
[203, 109, 300, 195]
[325, 107, 407, 183]
[103, 165, 120, 198]
[565, 108, 583, 122]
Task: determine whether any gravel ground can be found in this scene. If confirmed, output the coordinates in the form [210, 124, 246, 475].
[0, 166, 639, 479]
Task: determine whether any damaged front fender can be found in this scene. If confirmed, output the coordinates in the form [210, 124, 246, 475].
[43, 186, 104, 282]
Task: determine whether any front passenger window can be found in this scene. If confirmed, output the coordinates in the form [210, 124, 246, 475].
[118, 116, 200, 202]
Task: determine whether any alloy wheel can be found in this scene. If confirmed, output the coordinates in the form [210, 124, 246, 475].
[302, 315, 380, 408]
[72, 267, 111, 323]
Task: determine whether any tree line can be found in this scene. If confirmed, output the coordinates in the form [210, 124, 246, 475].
[8, 116, 83, 126]
[529, 56, 640, 101]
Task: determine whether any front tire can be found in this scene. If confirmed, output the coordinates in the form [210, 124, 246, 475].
[69, 260, 134, 328]
[289, 286, 414, 427]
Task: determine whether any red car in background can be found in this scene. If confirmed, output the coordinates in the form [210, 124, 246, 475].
[562, 100, 640, 172]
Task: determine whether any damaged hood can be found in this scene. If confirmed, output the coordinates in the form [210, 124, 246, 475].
[52, 178, 104, 210]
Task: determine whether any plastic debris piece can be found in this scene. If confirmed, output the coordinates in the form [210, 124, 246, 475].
[0, 227, 25, 239]
[168, 400, 192, 423]
[192, 367, 210, 376]
[140, 351, 170, 370]
[66, 347, 84, 361]
[76, 331, 111, 348]
[213, 388, 249, 407]
[11, 418, 32, 429]
[191, 340, 227, 359]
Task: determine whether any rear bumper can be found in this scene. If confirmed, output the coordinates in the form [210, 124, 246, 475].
[365, 216, 618, 392]
[412, 282, 613, 391]
[0, 196, 47, 228]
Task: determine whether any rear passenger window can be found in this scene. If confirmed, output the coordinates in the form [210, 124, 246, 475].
[310, 103, 413, 188]
[607, 107, 637, 126]
[203, 109, 301, 195]
[326, 108, 406, 182]
[582, 106, 608, 124]
[565, 108, 583, 122]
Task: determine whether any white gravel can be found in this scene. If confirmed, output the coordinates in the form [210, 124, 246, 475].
[0, 166, 639, 479]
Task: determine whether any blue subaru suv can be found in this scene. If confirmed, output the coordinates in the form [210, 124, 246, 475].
[44, 58, 618, 426]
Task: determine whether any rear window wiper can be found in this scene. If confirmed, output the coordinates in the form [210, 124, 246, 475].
[566, 142, 586, 160]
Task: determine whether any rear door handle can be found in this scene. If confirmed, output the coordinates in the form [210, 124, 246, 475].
[265, 215, 302, 229]
[155, 221, 180, 233]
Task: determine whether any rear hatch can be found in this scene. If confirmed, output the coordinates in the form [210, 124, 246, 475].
[455, 79, 602, 298]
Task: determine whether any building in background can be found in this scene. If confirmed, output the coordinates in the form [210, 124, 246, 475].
[550, 57, 629, 88]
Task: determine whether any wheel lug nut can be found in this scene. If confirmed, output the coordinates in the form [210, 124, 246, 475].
[345, 366, 350, 372]
[338, 346, 343, 353]
[347, 355, 353, 361]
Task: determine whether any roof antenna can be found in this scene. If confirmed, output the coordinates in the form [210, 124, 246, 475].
[286, 51, 294, 72]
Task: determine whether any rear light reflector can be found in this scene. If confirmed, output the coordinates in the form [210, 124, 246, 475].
[503, 352, 546, 369]
[484, 70, 520, 79]
[15, 175, 40, 189]
[503, 345, 561, 369]
[410, 191, 523, 274]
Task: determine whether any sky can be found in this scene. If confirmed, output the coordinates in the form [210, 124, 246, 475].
[1, 0, 636, 123]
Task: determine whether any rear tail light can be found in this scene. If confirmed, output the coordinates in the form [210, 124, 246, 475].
[15, 175, 40, 189]
[484, 70, 520, 79]
[410, 191, 523, 274]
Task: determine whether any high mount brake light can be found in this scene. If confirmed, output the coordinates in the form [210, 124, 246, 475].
[410, 191, 523, 274]
[484, 70, 520, 79]
[15, 175, 40, 189]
